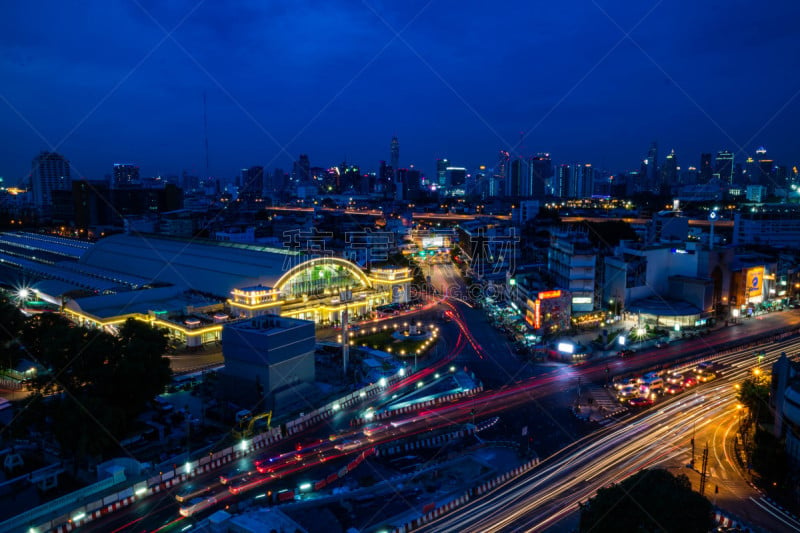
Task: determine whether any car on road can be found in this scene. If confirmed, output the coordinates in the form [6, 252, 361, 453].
[175, 484, 212, 503]
[617, 385, 640, 401]
[697, 372, 716, 383]
[665, 383, 685, 395]
[683, 376, 697, 387]
[655, 340, 669, 348]
[614, 378, 637, 390]
[363, 422, 389, 438]
[229, 475, 263, 495]
[220, 465, 251, 485]
[666, 373, 683, 385]
[629, 396, 654, 407]
[179, 495, 217, 517]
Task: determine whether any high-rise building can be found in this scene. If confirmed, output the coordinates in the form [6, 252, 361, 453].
[446, 166, 467, 189]
[493, 150, 509, 197]
[699, 153, 713, 183]
[240, 166, 264, 202]
[436, 158, 448, 188]
[643, 142, 658, 189]
[530, 153, 551, 199]
[30, 151, 71, 215]
[390, 137, 399, 180]
[112, 163, 140, 189]
[660, 150, 678, 192]
[293, 154, 311, 182]
[715, 150, 734, 184]
[756, 147, 773, 187]
[506, 158, 526, 197]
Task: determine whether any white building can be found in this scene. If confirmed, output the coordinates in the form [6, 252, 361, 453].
[548, 231, 597, 313]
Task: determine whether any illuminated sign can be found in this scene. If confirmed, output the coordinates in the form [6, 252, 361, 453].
[572, 297, 592, 304]
[557, 342, 574, 354]
[525, 310, 535, 327]
[534, 299, 541, 329]
[538, 290, 562, 300]
[746, 266, 764, 296]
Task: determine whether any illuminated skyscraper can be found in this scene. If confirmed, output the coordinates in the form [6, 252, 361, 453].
[31, 151, 71, 215]
[556, 164, 570, 198]
[436, 158, 448, 188]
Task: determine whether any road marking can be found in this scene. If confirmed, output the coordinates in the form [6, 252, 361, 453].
[749, 497, 800, 531]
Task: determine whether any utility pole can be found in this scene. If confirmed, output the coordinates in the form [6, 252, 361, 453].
[690, 421, 696, 469]
[699, 443, 709, 496]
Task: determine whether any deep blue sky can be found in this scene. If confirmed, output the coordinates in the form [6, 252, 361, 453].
[2, 0, 800, 183]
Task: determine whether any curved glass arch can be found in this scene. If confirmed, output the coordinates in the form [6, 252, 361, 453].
[274, 257, 370, 299]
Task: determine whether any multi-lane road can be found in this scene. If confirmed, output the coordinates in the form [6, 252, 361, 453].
[413, 338, 800, 533]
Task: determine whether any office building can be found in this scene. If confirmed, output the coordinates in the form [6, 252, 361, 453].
[530, 153, 551, 199]
[390, 136, 399, 180]
[643, 142, 658, 190]
[699, 153, 713, 183]
[715, 150, 734, 184]
[30, 151, 71, 216]
[221, 315, 316, 402]
[240, 166, 264, 203]
[436, 158, 448, 188]
[660, 150, 678, 191]
[548, 231, 597, 313]
[112, 163, 140, 189]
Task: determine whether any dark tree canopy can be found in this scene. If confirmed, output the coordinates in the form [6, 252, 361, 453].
[13, 316, 171, 462]
[579, 469, 714, 533]
[737, 375, 770, 423]
[0, 291, 26, 368]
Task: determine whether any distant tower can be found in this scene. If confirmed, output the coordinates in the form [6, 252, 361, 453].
[493, 150, 509, 197]
[715, 150, 734, 184]
[293, 155, 311, 182]
[112, 163, 140, 189]
[660, 150, 678, 192]
[530, 153, 552, 199]
[390, 137, 399, 180]
[699, 153, 713, 183]
[756, 147, 773, 187]
[436, 158, 449, 188]
[644, 142, 658, 189]
[30, 151, 71, 216]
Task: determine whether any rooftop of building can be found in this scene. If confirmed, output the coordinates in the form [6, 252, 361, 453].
[66, 286, 219, 320]
[79, 233, 301, 297]
[626, 297, 702, 317]
[225, 314, 314, 334]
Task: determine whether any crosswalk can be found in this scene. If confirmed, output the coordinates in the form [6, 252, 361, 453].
[586, 384, 627, 418]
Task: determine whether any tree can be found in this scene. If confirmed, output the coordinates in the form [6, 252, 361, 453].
[16, 316, 171, 461]
[108, 319, 172, 418]
[0, 291, 26, 369]
[737, 374, 770, 423]
[579, 469, 714, 533]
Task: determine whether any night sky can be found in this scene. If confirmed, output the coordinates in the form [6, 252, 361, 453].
[2, 0, 800, 183]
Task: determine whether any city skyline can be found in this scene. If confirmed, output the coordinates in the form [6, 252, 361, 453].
[3, 2, 800, 182]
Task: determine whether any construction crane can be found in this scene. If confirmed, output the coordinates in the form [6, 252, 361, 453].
[231, 410, 272, 440]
